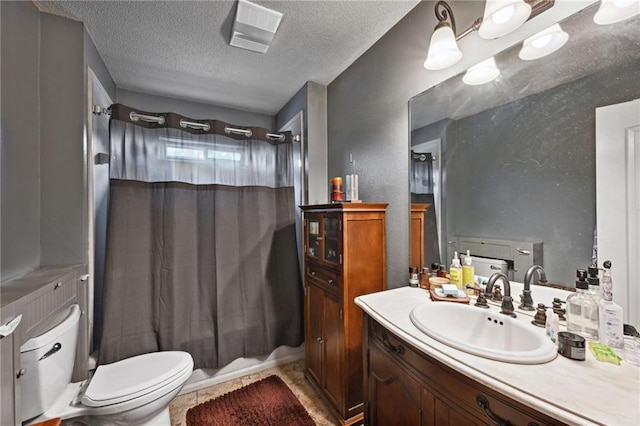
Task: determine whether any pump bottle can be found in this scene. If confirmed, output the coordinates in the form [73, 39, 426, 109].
[449, 251, 462, 290]
[462, 250, 475, 295]
[598, 261, 624, 349]
[566, 269, 599, 340]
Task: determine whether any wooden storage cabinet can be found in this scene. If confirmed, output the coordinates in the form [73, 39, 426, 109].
[410, 203, 428, 272]
[301, 203, 387, 426]
[364, 316, 565, 426]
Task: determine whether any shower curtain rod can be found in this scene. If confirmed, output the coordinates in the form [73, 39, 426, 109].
[127, 111, 285, 142]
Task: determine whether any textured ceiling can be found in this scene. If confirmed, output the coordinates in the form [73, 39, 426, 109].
[33, 0, 421, 115]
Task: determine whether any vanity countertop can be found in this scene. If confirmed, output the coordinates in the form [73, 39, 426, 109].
[355, 286, 640, 426]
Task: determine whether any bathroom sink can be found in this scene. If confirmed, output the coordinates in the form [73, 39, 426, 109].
[409, 302, 557, 364]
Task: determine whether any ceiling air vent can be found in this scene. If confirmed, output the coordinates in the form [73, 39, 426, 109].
[230, 0, 283, 53]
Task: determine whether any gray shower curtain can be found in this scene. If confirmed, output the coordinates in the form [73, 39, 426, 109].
[98, 104, 303, 369]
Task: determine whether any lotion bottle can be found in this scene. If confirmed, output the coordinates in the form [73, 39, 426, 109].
[462, 249, 475, 295]
[566, 269, 598, 340]
[546, 308, 559, 347]
[449, 251, 462, 290]
[598, 260, 624, 349]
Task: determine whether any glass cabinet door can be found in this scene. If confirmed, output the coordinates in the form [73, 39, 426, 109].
[307, 218, 321, 260]
[323, 216, 341, 265]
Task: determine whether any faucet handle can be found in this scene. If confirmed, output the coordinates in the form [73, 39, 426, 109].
[518, 288, 535, 311]
[474, 291, 490, 309]
[500, 296, 517, 318]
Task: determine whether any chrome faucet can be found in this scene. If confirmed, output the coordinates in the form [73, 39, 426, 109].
[520, 265, 547, 311]
[485, 273, 516, 318]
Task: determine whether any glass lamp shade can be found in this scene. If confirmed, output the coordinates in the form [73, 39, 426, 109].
[424, 24, 463, 70]
[593, 0, 640, 25]
[518, 24, 569, 61]
[479, 0, 532, 39]
[463, 57, 500, 85]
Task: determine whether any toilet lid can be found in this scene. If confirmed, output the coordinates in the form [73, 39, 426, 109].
[82, 351, 193, 407]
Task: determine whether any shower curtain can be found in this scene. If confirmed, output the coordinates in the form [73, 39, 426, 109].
[98, 104, 303, 369]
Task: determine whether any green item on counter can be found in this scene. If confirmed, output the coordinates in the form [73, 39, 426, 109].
[588, 342, 622, 365]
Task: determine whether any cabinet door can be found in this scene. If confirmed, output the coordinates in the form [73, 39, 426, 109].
[322, 214, 342, 266]
[305, 284, 324, 385]
[306, 215, 322, 261]
[323, 292, 344, 411]
[367, 341, 426, 426]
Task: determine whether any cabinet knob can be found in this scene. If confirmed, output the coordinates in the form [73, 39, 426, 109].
[54, 281, 62, 290]
[16, 368, 26, 379]
[316, 337, 324, 344]
[311, 271, 316, 276]
[327, 279, 333, 284]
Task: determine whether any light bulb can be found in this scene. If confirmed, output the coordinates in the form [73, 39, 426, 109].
[531, 33, 553, 48]
[518, 24, 569, 61]
[424, 25, 463, 70]
[594, 0, 640, 25]
[491, 5, 515, 24]
[613, 0, 635, 8]
[463, 57, 500, 85]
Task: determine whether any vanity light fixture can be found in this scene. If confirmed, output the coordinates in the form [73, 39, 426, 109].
[424, 1, 463, 70]
[593, 0, 640, 25]
[424, 0, 555, 71]
[462, 57, 501, 85]
[518, 23, 569, 60]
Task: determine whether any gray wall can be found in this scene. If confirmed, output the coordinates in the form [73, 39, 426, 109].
[1, 1, 41, 280]
[446, 59, 640, 285]
[84, 28, 117, 101]
[1, 2, 100, 282]
[277, 82, 329, 205]
[39, 13, 86, 267]
[326, 1, 593, 289]
[117, 89, 274, 129]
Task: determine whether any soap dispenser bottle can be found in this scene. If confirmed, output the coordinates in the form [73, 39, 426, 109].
[463, 250, 475, 295]
[598, 260, 624, 349]
[566, 269, 598, 340]
[449, 251, 462, 290]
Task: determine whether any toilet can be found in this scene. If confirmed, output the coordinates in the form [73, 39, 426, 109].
[20, 304, 194, 426]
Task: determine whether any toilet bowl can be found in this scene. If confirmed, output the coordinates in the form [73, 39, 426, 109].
[20, 304, 194, 426]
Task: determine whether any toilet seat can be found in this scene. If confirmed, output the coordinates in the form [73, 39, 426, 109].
[82, 351, 193, 408]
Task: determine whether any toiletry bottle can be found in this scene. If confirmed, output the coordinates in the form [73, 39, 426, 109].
[420, 267, 430, 290]
[545, 308, 559, 347]
[566, 269, 599, 340]
[587, 266, 602, 303]
[409, 266, 419, 287]
[449, 251, 462, 290]
[462, 249, 475, 295]
[430, 263, 440, 276]
[437, 265, 447, 278]
[584, 266, 600, 340]
[598, 260, 624, 349]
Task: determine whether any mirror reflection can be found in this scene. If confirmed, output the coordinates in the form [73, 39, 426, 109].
[409, 3, 640, 287]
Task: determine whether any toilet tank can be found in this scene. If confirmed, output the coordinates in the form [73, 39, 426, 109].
[20, 304, 81, 422]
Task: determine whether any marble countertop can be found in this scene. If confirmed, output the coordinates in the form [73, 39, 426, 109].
[355, 286, 640, 426]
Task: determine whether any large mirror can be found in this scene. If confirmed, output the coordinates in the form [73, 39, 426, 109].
[409, 2, 639, 288]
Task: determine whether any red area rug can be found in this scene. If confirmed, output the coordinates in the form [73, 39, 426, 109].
[186, 375, 315, 426]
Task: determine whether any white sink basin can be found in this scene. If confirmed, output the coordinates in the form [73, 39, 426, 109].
[409, 302, 557, 364]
